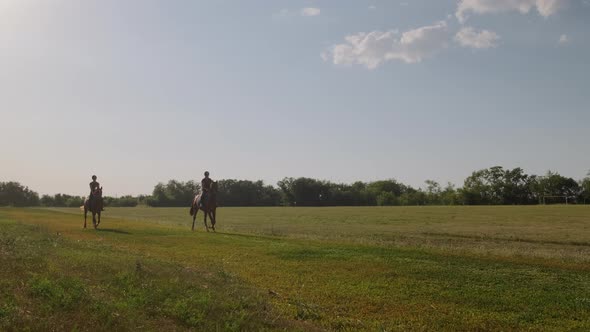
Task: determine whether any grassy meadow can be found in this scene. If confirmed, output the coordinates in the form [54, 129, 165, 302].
[1, 206, 590, 331]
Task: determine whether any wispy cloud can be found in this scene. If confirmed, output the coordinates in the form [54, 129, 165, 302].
[322, 21, 449, 69]
[301, 7, 321, 17]
[456, 0, 565, 23]
[455, 27, 500, 49]
[558, 34, 570, 45]
[274, 7, 321, 19]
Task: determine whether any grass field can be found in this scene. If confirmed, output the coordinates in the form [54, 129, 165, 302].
[1, 206, 590, 331]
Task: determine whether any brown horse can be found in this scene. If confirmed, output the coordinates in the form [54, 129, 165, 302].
[83, 188, 103, 229]
[190, 182, 217, 232]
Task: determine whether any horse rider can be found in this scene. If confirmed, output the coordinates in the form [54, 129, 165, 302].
[89, 175, 104, 211]
[200, 171, 213, 207]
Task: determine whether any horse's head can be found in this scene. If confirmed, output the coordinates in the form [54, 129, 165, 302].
[93, 187, 103, 197]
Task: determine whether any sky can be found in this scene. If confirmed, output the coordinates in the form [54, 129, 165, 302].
[1, 0, 589, 196]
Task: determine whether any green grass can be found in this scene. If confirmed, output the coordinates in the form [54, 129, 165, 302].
[1, 206, 590, 331]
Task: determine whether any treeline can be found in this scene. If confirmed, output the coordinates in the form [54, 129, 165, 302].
[144, 179, 281, 207]
[40, 194, 144, 207]
[0, 182, 40, 207]
[2, 167, 589, 207]
[0, 183, 144, 208]
[273, 168, 589, 206]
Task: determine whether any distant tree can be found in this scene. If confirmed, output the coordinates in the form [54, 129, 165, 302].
[441, 182, 460, 205]
[137, 195, 151, 206]
[579, 178, 590, 204]
[217, 180, 281, 206]
[278, 178, 377, 206]
[65, 196, 84, 207]
[326, 183, 357, 206]
[277, 177, 296, 206]
[501, 168, 536, 204]
[531, 171, 579, 203]
[398, 190, 427, 206]
[462, 166, 535, 205]
[277, 177, 331, 206]
[366, 179, 410, 206]
[39, 193, 84, 207]
[0, 182, 40, 207]
[52, 194, 69, 207]
[581, 171, 590, 204]
[376, 192, 397, 206]
[40, 195, 55, 207]
[424, 180, 442, 205]
[349, 181, 370, 206]
[461, 172, 488, 205]
[104, 195, 139, 207]
[147, 180, 200, 207]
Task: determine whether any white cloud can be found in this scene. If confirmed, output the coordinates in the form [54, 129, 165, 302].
[274, 7, 321, 19]
[456, 0, 565, 23]
[275, 8, 289, 16]
[301, 7, 321, 16]
[323, 21, 449, 69]
[455, 27, 500, 49]
[558, 34, 570, 44]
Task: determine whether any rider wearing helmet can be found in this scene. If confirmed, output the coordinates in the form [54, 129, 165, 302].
[201, 171, 213, 206]
[89, 175, 104, 211]
[89, 175, 100, 198]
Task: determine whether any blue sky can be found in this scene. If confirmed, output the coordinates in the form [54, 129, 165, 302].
[1, 0, 589, 196]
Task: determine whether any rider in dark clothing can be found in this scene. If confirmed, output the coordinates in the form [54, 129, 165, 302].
[89, 175, 104, 211]
[200, 171, 213, 207]
[89, 175, 100, 197]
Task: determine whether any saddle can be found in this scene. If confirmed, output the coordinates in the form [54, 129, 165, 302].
[88, 189, 104, 211]
[198, 192, 210, 208]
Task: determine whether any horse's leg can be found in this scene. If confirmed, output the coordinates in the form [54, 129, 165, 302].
[96, 211, 101, 228]
[92, 211, 97, 229]
[209, 209, 216, 231]
[192, 205, 198, 231]
[209, 209, 215, 231]
[203, 208, 209, 232]
[84, 207, 87, 229]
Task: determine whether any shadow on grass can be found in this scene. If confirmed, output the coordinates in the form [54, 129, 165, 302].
[96, 228, 132, 235]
